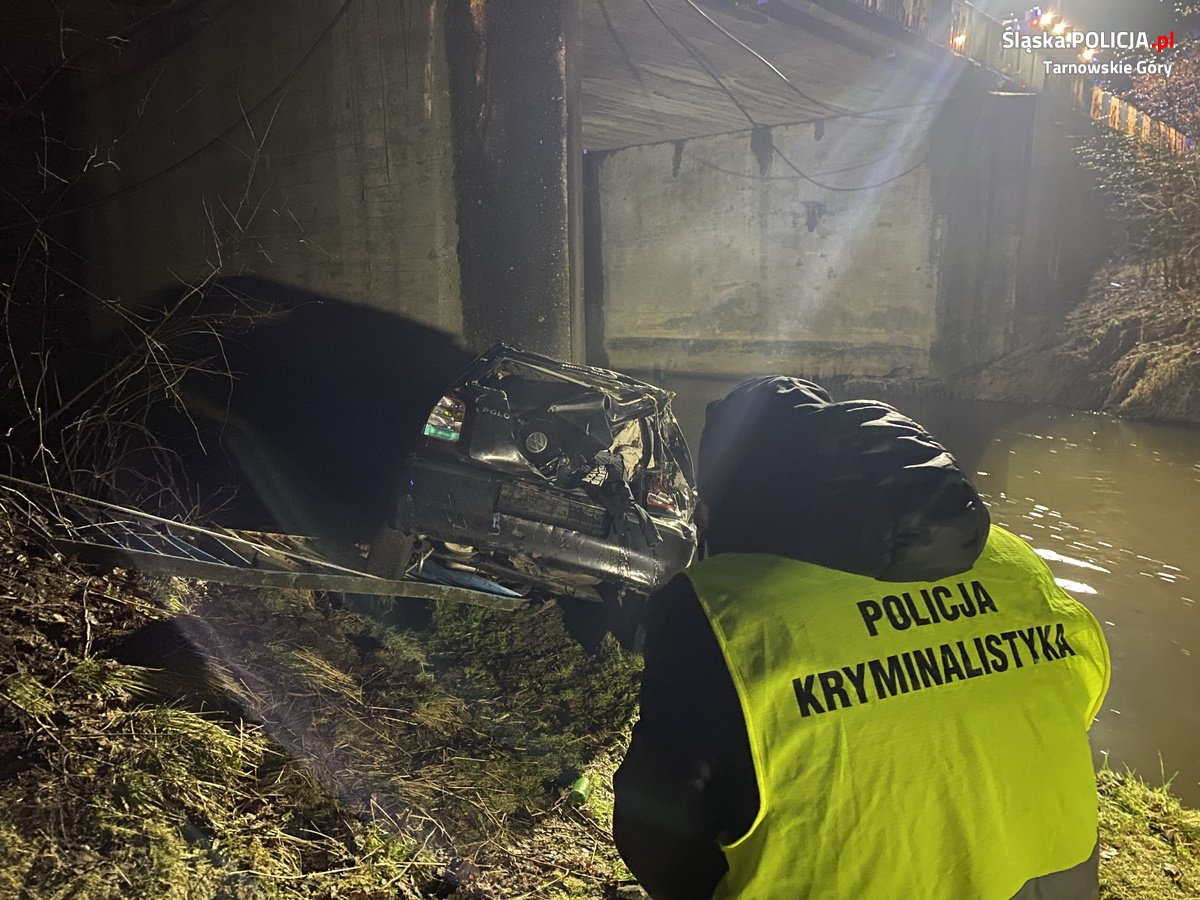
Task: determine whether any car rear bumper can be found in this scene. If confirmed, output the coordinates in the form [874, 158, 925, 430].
[395, 457, 695, 592]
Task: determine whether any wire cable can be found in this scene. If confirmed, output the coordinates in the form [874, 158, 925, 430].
[772, 142, 928, 190]
[600, 1, 939, 186]
[597, 1, 970, 135]
[640, 0, 929, 192]
[638, 0, 828, 120]
[679, 0, 975, 128]
[682, 0, 857, 115]
[679, 0, 1028, 141]
[0, 0, 219, 130]
[1, 0, 355, 234]
[686, 133, 930, 181]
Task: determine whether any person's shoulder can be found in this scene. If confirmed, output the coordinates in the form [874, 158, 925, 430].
[984, 523, 1038, 560]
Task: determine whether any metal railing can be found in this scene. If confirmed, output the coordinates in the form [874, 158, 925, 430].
[840, 0, 1194, 153]
[856, 0, 929, 32]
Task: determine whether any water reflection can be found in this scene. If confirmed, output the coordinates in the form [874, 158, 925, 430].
[651, 374, 1200, 804]
[931, 401, 1200, 803]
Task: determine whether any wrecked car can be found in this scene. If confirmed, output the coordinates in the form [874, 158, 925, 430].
[367, 344, 698, 647]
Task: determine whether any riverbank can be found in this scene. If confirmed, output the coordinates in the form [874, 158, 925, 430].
[1098, 766, 1200, 898]
[1, 494, 1197, 898]
[964, 262, 1200, 425]
[0, 495, 641, 898]
[844, 261, 1200, 427]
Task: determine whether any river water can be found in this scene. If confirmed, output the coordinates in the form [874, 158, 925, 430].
[652, 373, 1200, 805]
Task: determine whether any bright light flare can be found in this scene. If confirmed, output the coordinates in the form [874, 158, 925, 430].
[1080, 48, 1097, 61]
[952, 31, 967, 49]
[1052, 20, 1068, 35]
[1040, 10, 1057, 27]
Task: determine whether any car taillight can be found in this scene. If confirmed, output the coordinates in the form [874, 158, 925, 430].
[422, 394, 466, 442]
[646, 476, 676, 512]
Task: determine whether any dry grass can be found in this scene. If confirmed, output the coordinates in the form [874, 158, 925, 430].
[1098, 765, 1200, 900]
[2, 490, 1196, 899]
[0, 493, 641, 898]
[910, 259, 1200, 425]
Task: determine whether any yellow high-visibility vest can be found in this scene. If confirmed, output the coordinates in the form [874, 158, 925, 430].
[686, 525, 1110, 900]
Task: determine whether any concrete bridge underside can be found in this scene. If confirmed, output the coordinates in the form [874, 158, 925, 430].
[55, 0, 1105, 381]
[581, 0, 1072, 379]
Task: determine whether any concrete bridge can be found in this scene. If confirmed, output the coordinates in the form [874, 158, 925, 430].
[55, 0, 1111, 381]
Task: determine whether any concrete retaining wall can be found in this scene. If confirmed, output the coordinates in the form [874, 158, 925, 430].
[70, 0, 462, 336]
[593, 91, 1037, 379]
[594, 117, 938, 377]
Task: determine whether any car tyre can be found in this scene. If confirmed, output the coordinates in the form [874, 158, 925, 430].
[351, 521, 434, 631]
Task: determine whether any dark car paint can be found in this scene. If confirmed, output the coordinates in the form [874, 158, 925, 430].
[391, 345, 698, 604]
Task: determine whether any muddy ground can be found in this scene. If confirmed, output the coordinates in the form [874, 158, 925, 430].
[966, 263, 1200, 424]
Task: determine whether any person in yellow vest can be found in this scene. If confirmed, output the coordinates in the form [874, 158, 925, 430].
[613, 376, 1110, 900]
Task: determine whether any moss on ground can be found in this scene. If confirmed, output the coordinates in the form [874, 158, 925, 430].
[1098, 765, 1200, 899]
[2, 492, 1199, 898]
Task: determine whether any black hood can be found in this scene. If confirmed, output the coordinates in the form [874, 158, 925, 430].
[697, 377, 990, 582]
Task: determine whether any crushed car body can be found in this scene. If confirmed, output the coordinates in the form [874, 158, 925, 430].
[373, 344, 698, 642]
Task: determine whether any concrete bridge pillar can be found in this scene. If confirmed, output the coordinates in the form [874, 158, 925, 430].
[930, 91, 1037, 376]
[445, 0, 582, 360]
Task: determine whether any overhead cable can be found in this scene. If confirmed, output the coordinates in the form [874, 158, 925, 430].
[638, 0, 828, 119]
[640, 0, 929, 192]
[682, 0, 857, 115]
[1, 0, 355, 234]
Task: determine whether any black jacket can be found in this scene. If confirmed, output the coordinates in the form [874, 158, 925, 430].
[613, 572, 758, 899]
[614, 379, 1000, 898]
